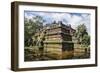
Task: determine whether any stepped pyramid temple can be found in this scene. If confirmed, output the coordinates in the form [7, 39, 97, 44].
[34, 21, 76, 59]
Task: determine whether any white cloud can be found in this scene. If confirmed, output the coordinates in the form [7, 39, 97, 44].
[25, 12, 35, 19]
[25, 11, 90, 34]
[49, 13, 66, 22]
[36, 12, 46, 17]
[65, 14, 83, 28]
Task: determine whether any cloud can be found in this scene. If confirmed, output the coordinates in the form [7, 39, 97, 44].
[50, 13, 66, 22]
[25, 11, 90, 33]
[65, 14, 83, 26]
[24, 12, 36, 19]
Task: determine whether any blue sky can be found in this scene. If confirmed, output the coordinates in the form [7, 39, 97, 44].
[24, 11, 90, 34]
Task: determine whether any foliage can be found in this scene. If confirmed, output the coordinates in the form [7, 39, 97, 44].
[75, 24, 90, 47]
[82, 34, 90, 47]
[24, 16, 44, 46]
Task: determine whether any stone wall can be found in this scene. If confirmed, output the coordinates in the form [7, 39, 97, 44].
[43, 23, 74, 59]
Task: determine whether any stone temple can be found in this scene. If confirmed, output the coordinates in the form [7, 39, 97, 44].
[42, 21, 75, 59]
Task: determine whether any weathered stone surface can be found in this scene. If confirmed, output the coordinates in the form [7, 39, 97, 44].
[43, 23, 74, 59]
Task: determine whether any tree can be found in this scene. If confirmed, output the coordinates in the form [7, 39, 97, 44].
[75, 24, 90, 47]
[24, 16, 44, 46]
[82, 34, 90, 47]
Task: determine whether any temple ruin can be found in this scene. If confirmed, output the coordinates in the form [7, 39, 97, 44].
[40, 21, 76, 59]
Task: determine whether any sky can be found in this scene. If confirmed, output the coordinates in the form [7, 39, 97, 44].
[24, 11, 90, 34]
